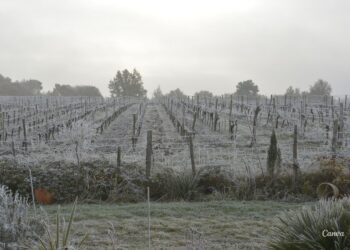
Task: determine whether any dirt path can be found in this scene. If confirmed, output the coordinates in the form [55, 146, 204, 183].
[93, 104, 139, 154]
[134, 103, 188, 171]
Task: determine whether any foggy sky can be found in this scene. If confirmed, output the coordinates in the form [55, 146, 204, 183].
[1, 0, 349, 97]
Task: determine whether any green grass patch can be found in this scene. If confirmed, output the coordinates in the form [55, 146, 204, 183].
[40, 200, 313, 249]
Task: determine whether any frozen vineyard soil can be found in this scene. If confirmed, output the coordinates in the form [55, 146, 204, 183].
[0, 95, 349, 176]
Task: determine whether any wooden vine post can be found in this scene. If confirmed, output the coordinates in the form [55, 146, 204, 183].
[11, 140, 16, 158]
[0, 111, 4, 141]
[146, 130, 152, 179]
[250, 106, 261, 147]
[284, 94, 287, 108]
[229, 94, 233, 123]
[293, 125, 300, 190]
[117, 146, 121, 167]
[188, 134, 196, 176]
[228, 95, 234, 137]
[332, 119, 338, 159]
[181, 104, 185, 135]
[192, 111, 197, 131]
[300, 100, 305, 135]
[132, 114, 137, 149]
[339, 103, 344, 147]
[345, 95, 348, 111]
[170, 99, 173, 115]
[22, 119, 27, 152]
[214, 98, 219, 131]
[331, 96, 334, 119]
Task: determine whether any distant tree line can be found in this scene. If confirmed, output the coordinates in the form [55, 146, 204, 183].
[0, 74, 43, 96]
[234, 79, 332, 97]
[1, 71, 333, 98]
[0, 73, 102, 97]
[285, 79, 332, 96]
[159, 78, 333, 100]
[48, 84, 102, 97]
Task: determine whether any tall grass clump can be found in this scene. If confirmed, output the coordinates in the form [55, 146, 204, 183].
[164, 171, 199, 200]
[269, 197, 350, 250]
[0, 185, 30, 247]
[152, 169, 199, 201]
[35, 199, 88, 250]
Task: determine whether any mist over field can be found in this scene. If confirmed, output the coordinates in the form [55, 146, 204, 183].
[1, 0, 350, 96]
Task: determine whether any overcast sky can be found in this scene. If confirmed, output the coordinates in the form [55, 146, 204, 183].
[0, 0, 349, 97]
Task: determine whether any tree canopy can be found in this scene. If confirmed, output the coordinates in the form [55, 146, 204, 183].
[285, 86, 301, 96]
[309, 79, 332, 96]
[0, 74, 43, 96]
[194, 90, 214, 100]
[108, 69, 147, 97]
[167, 88, 186, 99]
[51, 84, 102, 96]
[234, 80, 259, 96]
[152, 86, 163, 99]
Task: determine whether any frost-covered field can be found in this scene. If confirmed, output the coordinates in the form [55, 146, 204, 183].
[1, 95, 350, 249]
[0, 95, 349, 176]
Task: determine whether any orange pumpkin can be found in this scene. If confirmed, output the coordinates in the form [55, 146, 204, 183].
[34, 188, 55, 205]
